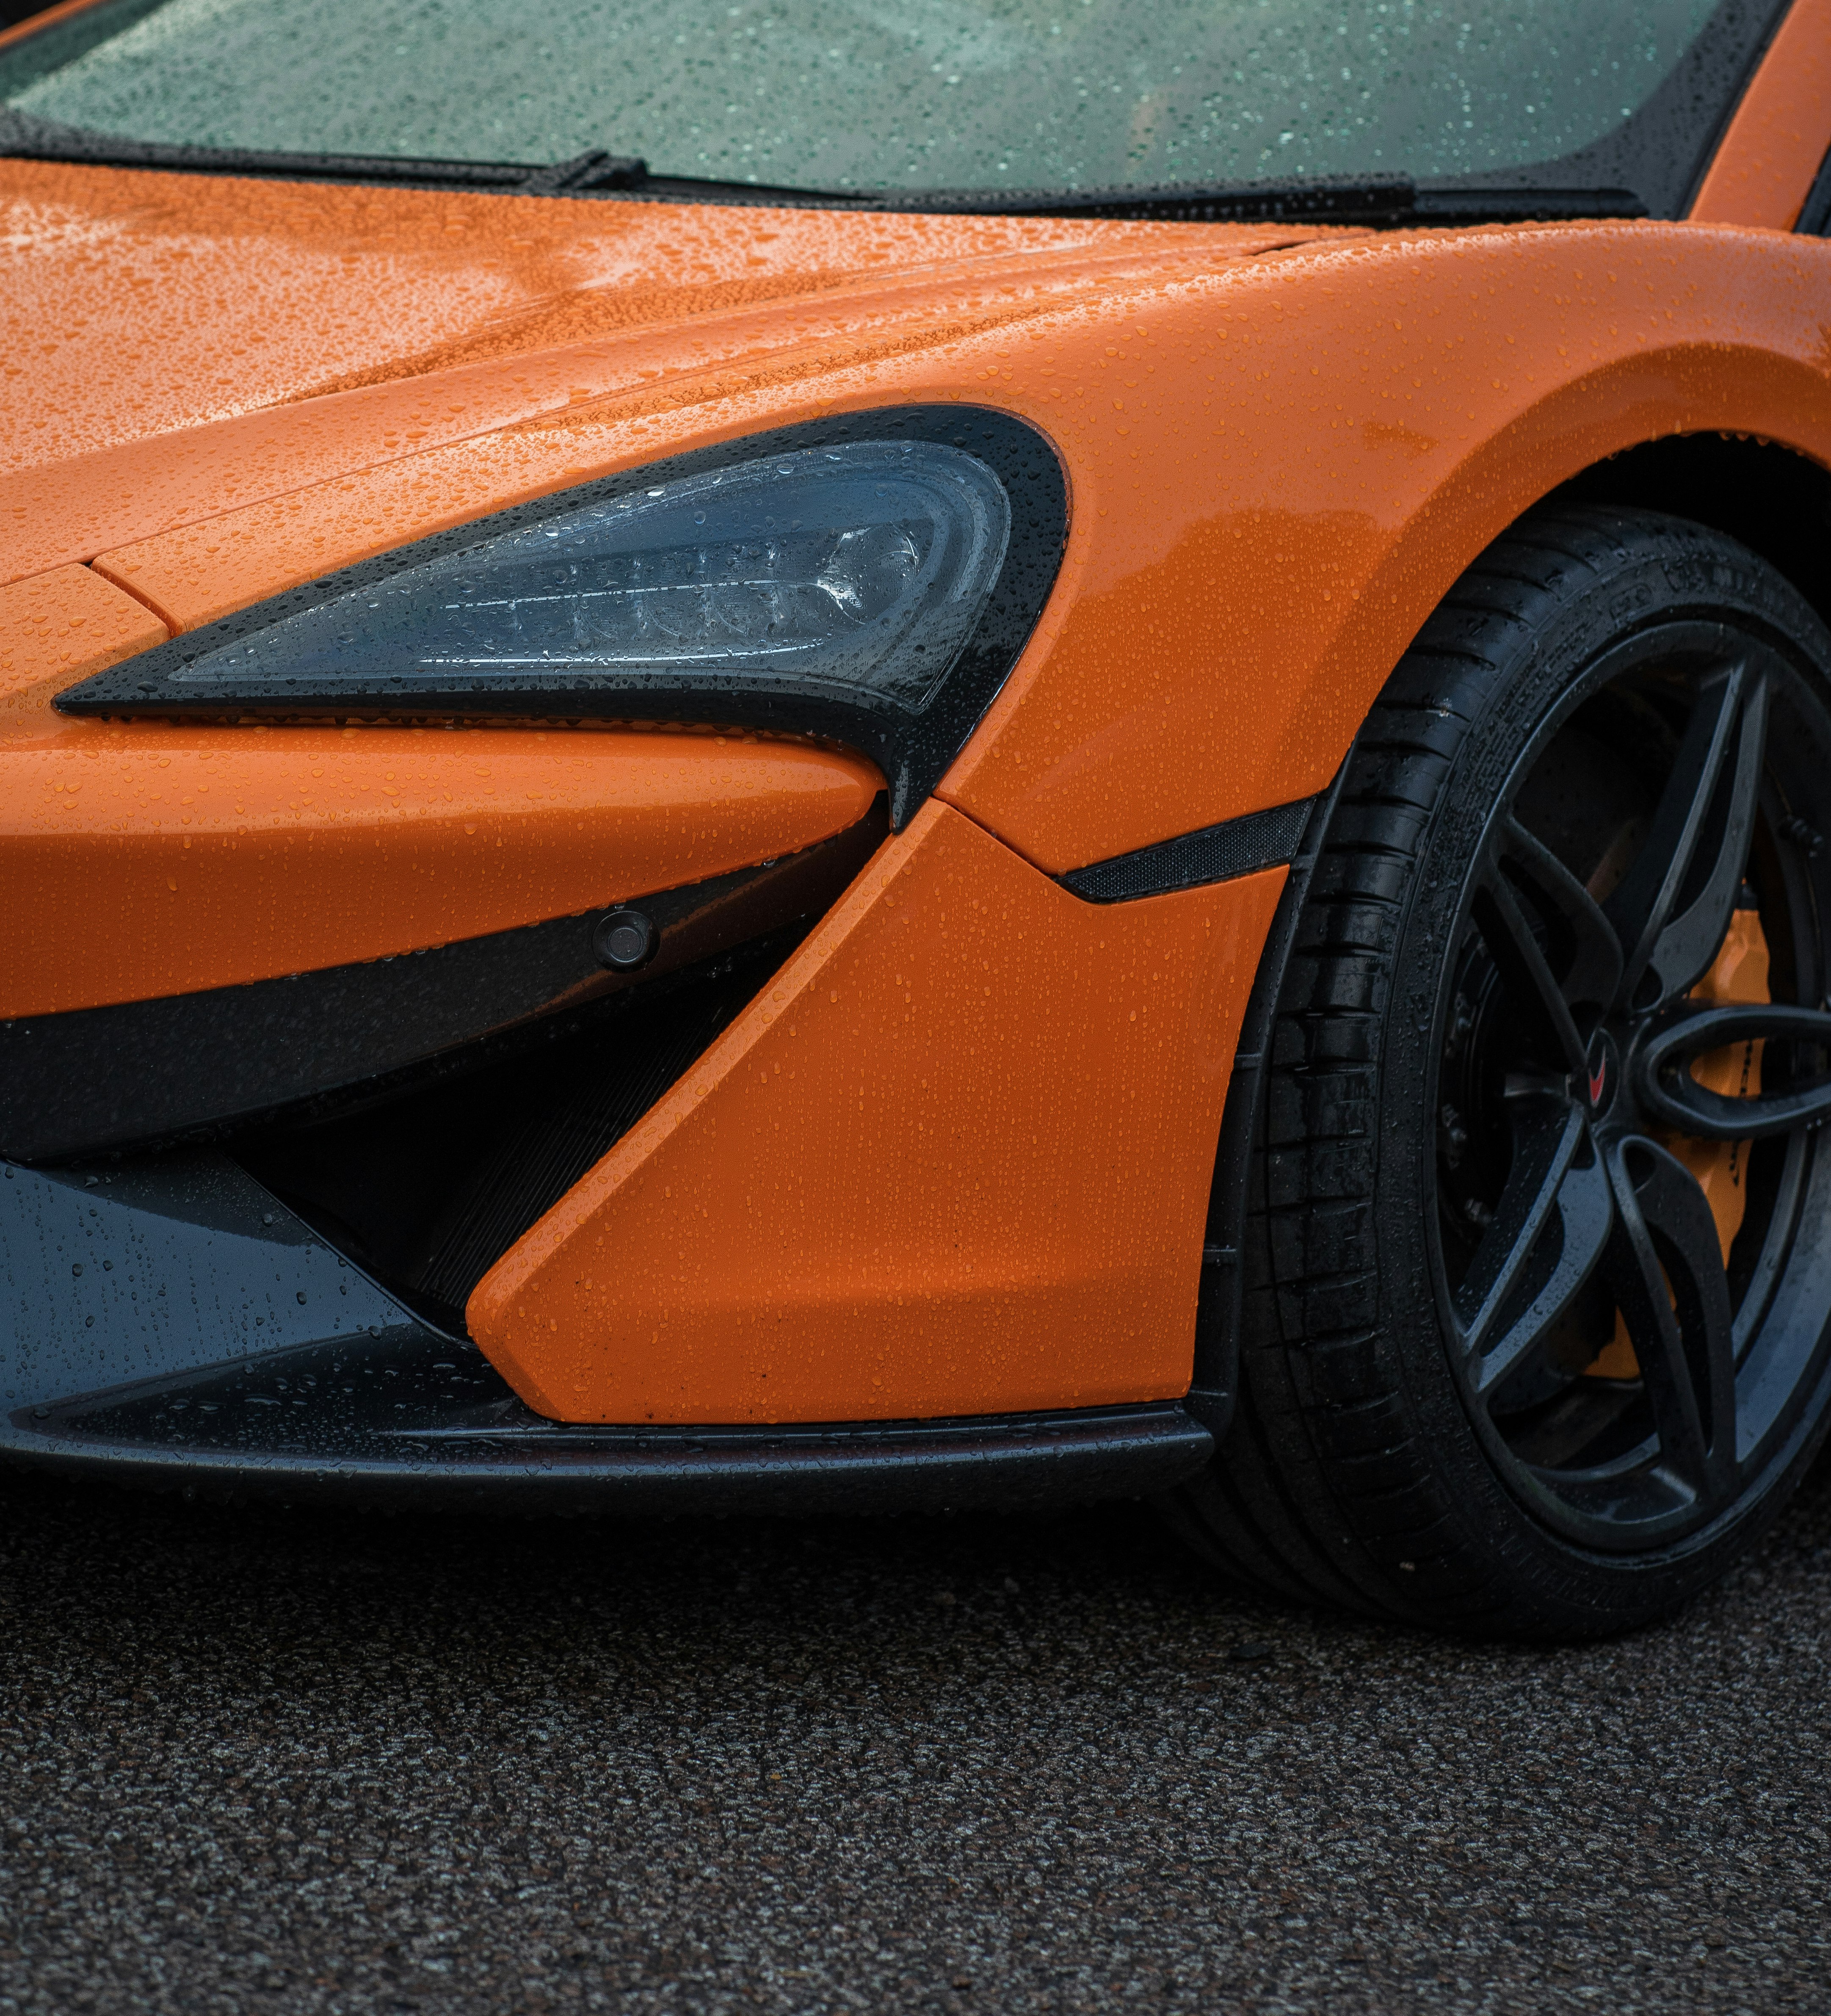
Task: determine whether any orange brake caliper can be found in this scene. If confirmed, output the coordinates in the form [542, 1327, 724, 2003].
[1588, 905, 1770, 1378]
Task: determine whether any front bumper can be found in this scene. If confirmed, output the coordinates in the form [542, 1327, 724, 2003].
[0, 1149, 1211, 1509]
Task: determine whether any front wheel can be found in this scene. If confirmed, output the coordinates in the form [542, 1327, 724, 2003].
[1170, 504, 1831, 1636]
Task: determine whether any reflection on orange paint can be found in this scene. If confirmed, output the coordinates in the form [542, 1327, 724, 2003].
[1590, 907, 1771, 1380]
[469, 803, 1285, 1425]
[2, 547, 881, 1019]
[0, 152, 1318, 577]
[0, 2, 1825, 1427]
[17, 207, 1821, 880]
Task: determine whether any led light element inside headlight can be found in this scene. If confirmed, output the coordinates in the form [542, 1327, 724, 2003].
[173, 441, 1010, 708]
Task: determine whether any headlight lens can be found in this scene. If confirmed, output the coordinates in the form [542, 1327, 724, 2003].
[171, 441, 1009, 709]
[61, 408, 1066, 823]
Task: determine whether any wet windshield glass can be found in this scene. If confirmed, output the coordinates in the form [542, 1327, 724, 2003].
[2, 0, 1725, 198]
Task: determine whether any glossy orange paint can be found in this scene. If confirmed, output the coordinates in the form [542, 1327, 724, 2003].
[54, 213, 1831, 876]
[0, 690, 880, 1016]
[0, 563, 166, 709]
[0, 155, 1322, 581]
[941, 225, 1831, 871]
[3, 14, 1828, 1431]
[1690, 0, 1831, 229]
[470, 798, 1284, 1424]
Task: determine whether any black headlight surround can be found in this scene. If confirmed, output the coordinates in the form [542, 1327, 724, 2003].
[58, 404, 1068, 825]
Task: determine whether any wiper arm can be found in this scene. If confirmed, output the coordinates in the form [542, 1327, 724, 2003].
[0, 111, 1643, 225]
[0, 110, 647, 196]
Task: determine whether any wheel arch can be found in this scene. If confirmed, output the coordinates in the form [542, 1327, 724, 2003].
[1260, 352, 1831, 835]
[1552, 432, 1831, 627]
[1200, 415, 1831, 1435]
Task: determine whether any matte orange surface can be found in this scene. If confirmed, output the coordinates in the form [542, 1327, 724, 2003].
[1690, 0, 1831, 229]
[470, 801, 1284, 1424]
[0, 564, 167, 709]
[0, 701, 879, 1017]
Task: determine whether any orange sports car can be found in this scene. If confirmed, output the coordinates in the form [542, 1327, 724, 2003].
[3, 0, 1830, 1638]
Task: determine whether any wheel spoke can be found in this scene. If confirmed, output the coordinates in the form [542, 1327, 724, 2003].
[1494, 817, 1624, 1020]
[1601, 1135, 1737, 1498]
[1472, 857, 1589, 1078]
[1604, 665, 1768, 1011]
[1459, 1100, 1613, 1393]
[1637, 1002, 1831, 1140]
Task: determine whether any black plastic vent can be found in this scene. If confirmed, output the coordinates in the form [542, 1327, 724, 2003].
[1061, 796, 1314, 903]
[237, 953, 768, 1332]
[410, 975, 742, 1311]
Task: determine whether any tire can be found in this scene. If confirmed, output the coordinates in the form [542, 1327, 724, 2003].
[1168, 503, 1831, 1638]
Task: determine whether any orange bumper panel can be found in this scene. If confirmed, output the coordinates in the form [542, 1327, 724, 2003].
[2, 701, 881, 1018]
[470, 800, 1284, 1425]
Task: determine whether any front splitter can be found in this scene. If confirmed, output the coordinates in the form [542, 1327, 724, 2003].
[0, 1151, 1210, 1511]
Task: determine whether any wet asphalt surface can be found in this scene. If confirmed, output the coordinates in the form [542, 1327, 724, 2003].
[2, 1458, 1828, 2016]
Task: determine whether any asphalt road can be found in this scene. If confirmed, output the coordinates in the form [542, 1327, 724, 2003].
[2, 1455, 1828, 2015]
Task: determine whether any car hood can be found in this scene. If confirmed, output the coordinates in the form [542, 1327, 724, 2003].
[0, 157, 1341, 580]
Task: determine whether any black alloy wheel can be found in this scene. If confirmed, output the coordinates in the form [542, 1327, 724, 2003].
[1169, 503, 1831, 1636]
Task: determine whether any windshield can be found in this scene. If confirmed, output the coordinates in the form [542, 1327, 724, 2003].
[0, 0, 1746, 202]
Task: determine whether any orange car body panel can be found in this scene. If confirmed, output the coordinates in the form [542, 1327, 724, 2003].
[470, 800, 1284, 1423]
[0, 700, 879, 1018]
[0, 157, 1317, 583]
[1691, 0, 1831, 229]
[3, 0, 1829, 1424]
[38, 217, 1831, 877]
[0, 563, 167, 709]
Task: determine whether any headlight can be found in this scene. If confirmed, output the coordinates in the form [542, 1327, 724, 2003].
[171, 442, 1006, 707]
[64, 409, 1067, 823]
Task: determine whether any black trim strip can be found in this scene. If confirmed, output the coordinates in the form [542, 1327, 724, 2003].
[0, 108, 1644, 225]
[1060, 796, 1314, 904]
[0, 802, 887, 1163]
[0, 110, 649, 193]
[58, 408, 1069, 829]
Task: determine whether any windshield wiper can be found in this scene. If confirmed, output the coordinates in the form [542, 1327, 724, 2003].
[918, 177, 1647, 226]
[0, 110, 648, 196]
[0, 110, 1644, 225]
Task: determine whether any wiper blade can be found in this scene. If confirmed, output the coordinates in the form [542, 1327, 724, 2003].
[0, 110, 647, 195]
[0, 111, 1644, 225]
[916, 177, 1648, 226]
